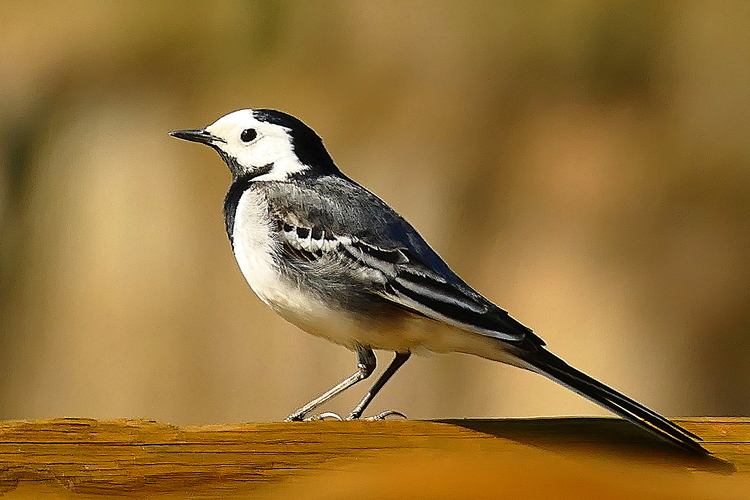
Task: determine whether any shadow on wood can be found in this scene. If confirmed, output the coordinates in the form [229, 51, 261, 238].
[441, 417, 736, 473]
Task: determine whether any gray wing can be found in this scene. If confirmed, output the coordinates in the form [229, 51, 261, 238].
[262, 175, 543, 349]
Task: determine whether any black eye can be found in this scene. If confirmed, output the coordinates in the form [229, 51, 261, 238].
[240, 128, 257, 143]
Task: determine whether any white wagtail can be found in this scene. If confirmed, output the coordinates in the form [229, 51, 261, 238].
[170, 109, 705, 453]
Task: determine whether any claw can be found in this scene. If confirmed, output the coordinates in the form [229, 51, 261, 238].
[362, 410, 408, 421]
[304, 411, 344, 422]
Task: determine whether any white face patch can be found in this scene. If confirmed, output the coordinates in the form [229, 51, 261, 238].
[205, 109, 309, 180]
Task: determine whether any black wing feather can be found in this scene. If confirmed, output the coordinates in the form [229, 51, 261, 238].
[261, 174, 540, 347]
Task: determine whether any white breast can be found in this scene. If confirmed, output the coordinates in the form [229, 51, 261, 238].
[232, 189, 296, 308]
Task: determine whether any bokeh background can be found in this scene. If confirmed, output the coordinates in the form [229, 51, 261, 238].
[1, 1, 749, 425]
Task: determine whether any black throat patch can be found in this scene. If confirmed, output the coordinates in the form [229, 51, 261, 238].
[222, 163, 274, 244]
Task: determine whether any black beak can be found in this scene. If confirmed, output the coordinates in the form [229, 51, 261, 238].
[169, 129, 225, 145]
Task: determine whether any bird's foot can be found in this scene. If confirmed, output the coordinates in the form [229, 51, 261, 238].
[286, 409, 407, 421]
[344, 410, 407, 421]
[300, 411, 344, 422]
[364, 410, 407, 420]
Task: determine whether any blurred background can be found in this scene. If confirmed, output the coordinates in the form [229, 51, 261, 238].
[1, 1, 749, 425]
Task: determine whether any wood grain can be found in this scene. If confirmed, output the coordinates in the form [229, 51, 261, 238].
[0, 417, 747, 499]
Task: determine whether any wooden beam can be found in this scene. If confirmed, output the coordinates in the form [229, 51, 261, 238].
[0, 417, 748, 498]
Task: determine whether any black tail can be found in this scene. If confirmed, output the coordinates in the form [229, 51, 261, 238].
[518, 348, 706, 454]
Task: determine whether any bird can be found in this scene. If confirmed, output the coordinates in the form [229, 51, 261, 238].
[170, 108, 705, 454]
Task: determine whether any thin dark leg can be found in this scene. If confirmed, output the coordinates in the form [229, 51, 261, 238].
[347, 351, 411, 420]
[284, 345, 376, 422]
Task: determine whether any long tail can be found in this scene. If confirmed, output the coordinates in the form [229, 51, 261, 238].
[517, 348, 706, 454]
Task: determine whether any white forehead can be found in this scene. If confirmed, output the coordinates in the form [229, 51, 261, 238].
[209, 108, 255, 127]
[207, 109, 273, 136]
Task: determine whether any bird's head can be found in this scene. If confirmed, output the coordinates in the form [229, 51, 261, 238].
[170, 109, 339, 181]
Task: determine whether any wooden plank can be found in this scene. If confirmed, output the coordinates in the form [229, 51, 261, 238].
[0, 417, 747, 499]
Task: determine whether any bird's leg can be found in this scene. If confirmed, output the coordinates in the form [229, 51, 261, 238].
[347, 351, 411, 420]
[284, 345, 376, 422]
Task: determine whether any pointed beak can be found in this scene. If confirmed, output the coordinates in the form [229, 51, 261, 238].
[169, 128, 226, 145]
